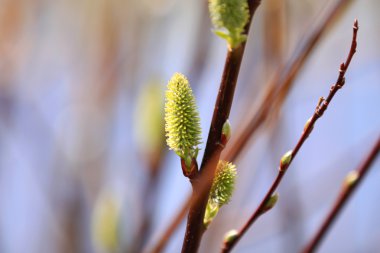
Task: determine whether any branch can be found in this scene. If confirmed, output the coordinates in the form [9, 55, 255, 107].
[221, 19, 359, 253]
[302, 136, 380, 253]
[224, 0, 355, 162]
[181, 1, 262, 252]
[144, 1, 354, 251]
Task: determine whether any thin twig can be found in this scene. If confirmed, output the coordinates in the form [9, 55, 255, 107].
[144, 1, 353, 251]
[221, 19, 359, 253]
[224, 0, 354, 162]
[181, 1, 262, 252]
[302, 136, 380, 253]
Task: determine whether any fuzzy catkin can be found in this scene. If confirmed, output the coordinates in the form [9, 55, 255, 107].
[209, 0, 249, 48]
[210, 160, 237, 205]
[209, 0, 249, 33]
[164, 73, 201, 158]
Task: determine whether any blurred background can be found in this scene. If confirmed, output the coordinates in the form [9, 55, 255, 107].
[0, 0, 379, 252]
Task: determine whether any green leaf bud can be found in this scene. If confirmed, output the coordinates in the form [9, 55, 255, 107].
[263, 192, 279, 213]
[165, 73, 202, 159]
[221, 119, 232, 145]
[304, 116, 314, 133]
[223, 229, 239, 244]
[209, 0, 250, 49]
[280, 150, 293, 171]
[210, 160, 237, 206]
[344, 170, 359, 188]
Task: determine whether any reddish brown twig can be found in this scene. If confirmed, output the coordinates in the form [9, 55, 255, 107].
[224, 0, 354, 162]
[181, 2, 262, 252]
[302, 136, 380, 253]
[144, 1, 354, 252]
[221, 20, 359, 253]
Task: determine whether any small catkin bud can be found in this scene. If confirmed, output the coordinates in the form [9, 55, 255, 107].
[344, 170, 359, 188]
[263, 193, 279, 213]
[210, 160, 237, 205]
[204, 160, 237, 227]
[165, 73, 202, 159]
[280, 150, 293, 171]
[209, 0, 249, 49]
[224, 229, 239, 244]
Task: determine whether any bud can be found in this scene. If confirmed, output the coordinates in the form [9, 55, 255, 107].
[181, 156, 198, 178]
[165, 73, 202, 160]
[203, 201, 220, 227]
[209, 0, 249, 49]
[223, 229, 239, 244]
[263, 193, 279, 213]
[184, 154, 192, 170]
[303, 116, 314, 135]
[280, 150, 293, 171]
[344, 170, 359, 188]
[221, 119, 232, 145]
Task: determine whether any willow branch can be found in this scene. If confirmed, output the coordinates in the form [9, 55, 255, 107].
[221, 20, 359, 253]
[181, 1, 262, 252]
[302, 136, 380, 253]
[145, 1, 354, 252]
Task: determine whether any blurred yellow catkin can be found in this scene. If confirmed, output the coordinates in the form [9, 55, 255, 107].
[134, 79, 165, 161]
[92, 191, 121, 252]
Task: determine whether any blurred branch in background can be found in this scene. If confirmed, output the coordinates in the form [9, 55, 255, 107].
[131, 79, 166, 253]
[302, 136, 380, 253]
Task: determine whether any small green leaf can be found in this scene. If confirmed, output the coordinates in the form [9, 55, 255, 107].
[214, 30, 231, 41]
[203, 201, 220, 227]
